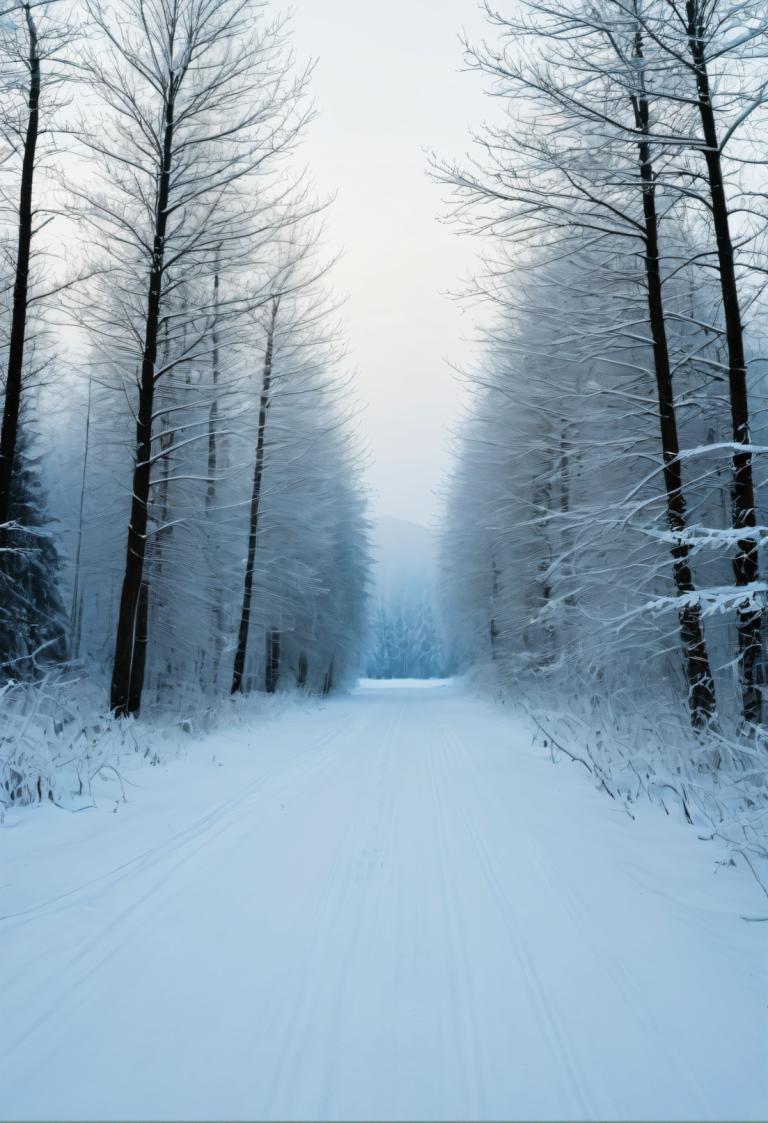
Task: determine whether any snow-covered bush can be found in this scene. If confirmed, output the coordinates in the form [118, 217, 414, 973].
[0, 669, 313, 811]
[521, 684, 768, 896]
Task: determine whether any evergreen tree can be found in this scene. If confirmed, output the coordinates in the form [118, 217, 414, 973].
[0, 421, 68, 677]
[367, 597, 449, 679]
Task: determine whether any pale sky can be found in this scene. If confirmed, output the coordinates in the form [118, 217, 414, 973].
[289, 0, 489, 528]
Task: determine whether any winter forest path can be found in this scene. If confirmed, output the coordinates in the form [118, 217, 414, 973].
[2, 680, 767, 1121]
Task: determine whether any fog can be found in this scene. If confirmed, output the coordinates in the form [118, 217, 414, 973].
[289, 0, 488, 527]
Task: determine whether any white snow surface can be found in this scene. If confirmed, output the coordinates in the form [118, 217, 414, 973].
[1, 680, 767, 1121]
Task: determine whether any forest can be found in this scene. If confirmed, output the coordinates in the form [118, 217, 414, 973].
[2, 1, 768, 1118]
[0, 0, 370, 805]
[2, 0, 767, 904]
[438, 0, 768, 880]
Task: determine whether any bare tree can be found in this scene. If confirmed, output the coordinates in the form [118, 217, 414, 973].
[76, 0, 311, 715]
[231, 294, 279, 695]
[0, 0, 78, 523]
[434, 0, 725, 726]
[0, 0, 43, 531]
[0, 0, 74, 673]
[229, 247, 367, 698]
[672, 0, 766, 722]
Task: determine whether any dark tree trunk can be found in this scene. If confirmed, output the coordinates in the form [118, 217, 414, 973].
[206, 268, 224, 688]
[110, 88, 176, 717]
[297, 651, 308, 689]
[70, 375, 93, 659]
[322, 656, 335, 696]
[72, 591, 84, 660]
[231, 297, 279, 694]
[489, 557, 500, 657]
[685, 0, 762, 724]
[265, 629, 280, 693]
[558, 423, 577, 614]
[147, 323, 174, 700]
[630, 24, 717, 729]
[128, 580, 150, 712]
[0, 6, 41, 532]
[534, 474, 556, 666]
[152, 318, 174, 580]
[206, 268, 220, 511]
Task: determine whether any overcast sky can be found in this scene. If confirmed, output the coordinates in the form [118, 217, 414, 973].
[289, 0, 489, 529]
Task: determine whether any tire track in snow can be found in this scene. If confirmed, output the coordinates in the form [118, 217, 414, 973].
[263, 692, 406, 1118]
[425, 724, 485, 1117]
[432, 708, 594, 1119]
[3, 682, 766, 1122]
[1, 706, 374, 1064]
[435, 705, 713, 1121]
[2, 707, 365, 926]
[314, 705, 402, 1119]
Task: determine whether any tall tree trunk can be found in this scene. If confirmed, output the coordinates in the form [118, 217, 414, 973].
[231, 297, 279, 694]
[70, 374, 93, 659]
[489, 557, 500, 658]
[533, 473, 556, 666]
[558, 422, 577, 613]
[265, 628, 280, 693]
[128, 580, 150, 711]
[206, 267, 224, 688]
[207, 267, 220, 511]
[630, 21, 717, 729]
[0, 5, 40, 531]
[110, 88, 176, 717]
[322, 654, 335, 696]
[685, 0, 762, 724]
[148, 321, 174, 699]
[297, 651, 308, 689]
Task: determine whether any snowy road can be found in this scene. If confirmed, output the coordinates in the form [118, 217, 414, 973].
[2, 680, 767, 1121]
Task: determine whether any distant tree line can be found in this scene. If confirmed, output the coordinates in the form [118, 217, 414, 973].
[366, 597, 451, 680]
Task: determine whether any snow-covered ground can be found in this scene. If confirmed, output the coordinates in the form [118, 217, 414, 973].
[2, 680, 767, 1121]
